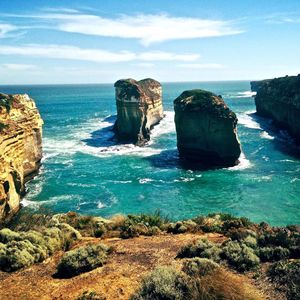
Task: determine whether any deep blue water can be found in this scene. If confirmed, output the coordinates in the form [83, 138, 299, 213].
[0, 82, 299, 225]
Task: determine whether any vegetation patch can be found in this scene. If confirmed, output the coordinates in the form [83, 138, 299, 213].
[131, 264, 264, 300]
[56, 243, 111, 278]
[267, 260, 300, 300]
[0, 224, 80, 272]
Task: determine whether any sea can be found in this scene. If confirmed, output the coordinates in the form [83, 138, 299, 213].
[1, 81, 299, 226]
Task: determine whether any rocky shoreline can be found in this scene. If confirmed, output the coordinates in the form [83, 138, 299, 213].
[0, 93, 43, 223]
[251, 75, 300, 144]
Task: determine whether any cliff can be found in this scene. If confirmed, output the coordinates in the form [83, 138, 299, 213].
[0, 93, 43, 222]
[251, 75, 300, 143]
[174, 89, 241, 167]
[114, 78, 164, 146]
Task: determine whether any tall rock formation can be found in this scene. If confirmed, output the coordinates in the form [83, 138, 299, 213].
[114, 78, 164, 146]
[174, 89, 241, 167]
[251, 75, 300, 143]
[0, 93, 43, 222]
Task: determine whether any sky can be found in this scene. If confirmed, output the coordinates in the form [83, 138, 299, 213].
[0, 0, 300, 84]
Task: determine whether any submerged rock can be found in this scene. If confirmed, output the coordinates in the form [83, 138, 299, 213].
[251, 75, 300, 144]
[114, 78, 164, 146]
[0, 93, 43, 222]
[174, 89, 241, 167]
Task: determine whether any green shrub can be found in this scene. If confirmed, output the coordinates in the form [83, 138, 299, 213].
[227, 229, 257, 242]
[182, 258, 219, 277]
[131, 266, 192, 300]
[0, 224, 81, 272]
[132, 265, 263, 300]
[56, 243, 110, 278]
[221, 241, 260, 272]
[243, 236, 258, 249]
[177, 239, 221, 262]
[258, 247, 290, 262]
[267, 260, 300, 300]
[119, 211, 168, 238]
[0, 228, 21, 243]
[167, 220, 198, 234]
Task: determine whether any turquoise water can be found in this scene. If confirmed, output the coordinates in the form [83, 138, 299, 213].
[0, 82, 299, 225]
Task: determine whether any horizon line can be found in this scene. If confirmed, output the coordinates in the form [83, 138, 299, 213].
[0, 79, 263, 87]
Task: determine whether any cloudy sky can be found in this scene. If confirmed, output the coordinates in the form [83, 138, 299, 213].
[0, 0, 300, 84]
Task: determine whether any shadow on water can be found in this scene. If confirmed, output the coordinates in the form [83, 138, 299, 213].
[82, 115, 118, 147]
[250, 112, 300, 159]
[144, 149, 225, 171]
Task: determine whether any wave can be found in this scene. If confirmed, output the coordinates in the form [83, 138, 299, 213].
[260, 131, 275, 140]
[227, 152, 252, 171]
[237, 113, 262, 130]
[42, 111, 176, 162]
[230, 91, 257, 98]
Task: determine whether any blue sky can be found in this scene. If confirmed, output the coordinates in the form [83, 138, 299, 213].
[0, 0, 300, 84]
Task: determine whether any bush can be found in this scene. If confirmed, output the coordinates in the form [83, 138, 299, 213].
[0, 224, 81, 272]
[182, 258, 219, 277]
[119, 211, 168, 238]
[221, 241, 260, 272]
[131, 266, 192, 300]
[258, 247, 290, 262]
[268, 260, 300, 300]
[191, 268, 264, 300]
[56, 243, 110, 278]
[167, 220, 198, 234]
[132, 265, 263, 300]
[54, 212, 109, 237]
[177, 239, 221, 261]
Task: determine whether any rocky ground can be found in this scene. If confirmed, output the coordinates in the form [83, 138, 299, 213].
[0, 232, 284, 300]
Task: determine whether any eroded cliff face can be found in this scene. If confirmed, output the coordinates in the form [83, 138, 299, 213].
[174, 89, 241, 167]
[0, 93, 43, 222]
[114, 78, 164, 146]
[251, 75, 300, 143]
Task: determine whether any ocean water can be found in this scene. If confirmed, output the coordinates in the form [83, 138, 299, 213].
[1, 81, 299, 226]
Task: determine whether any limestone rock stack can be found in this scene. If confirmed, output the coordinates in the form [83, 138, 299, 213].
[251, 75, 300, 144]
[114, 78, 164, 146]
[174, 89, 241, 167]
[0, 93, 43, 222]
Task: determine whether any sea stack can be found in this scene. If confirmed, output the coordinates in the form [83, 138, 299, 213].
[114, 78, 164, 146]
[174, 89, 241, 167]
[0, 93, 43, 222]
[251, 75, 300, 144]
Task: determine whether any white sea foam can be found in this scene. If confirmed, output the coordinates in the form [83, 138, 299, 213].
[139, 178, 155, 184]
[227, 152, 252, 171]
[260, 131, 274, 140]
[231, 91, 257, 98]
[150, 111, 175, 140]
[237, 113, 262, 130]
[174, 177, 195, 182]
[42, 111, 177, 161]
[97, 201, 106, 209]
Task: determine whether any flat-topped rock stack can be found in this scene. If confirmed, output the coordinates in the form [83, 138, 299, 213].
[174, 89, 241, 167]
[114, 78, 164, 146]
[0, 93, 43, 222]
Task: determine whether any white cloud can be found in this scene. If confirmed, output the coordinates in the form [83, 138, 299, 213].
[265, 13, 300, 24]
[1, 63, 38, 71]
[0, 44, 200, 63]
[5, 12, 242, 46]
[0, 23, 18, 38]
[178, 63, 225, 69]
[138, 51, 199, 61]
